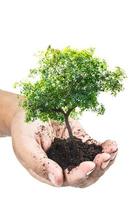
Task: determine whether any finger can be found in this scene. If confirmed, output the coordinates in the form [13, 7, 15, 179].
[42, 157, 64, 186]
[13, 136, 63, 186]
[28, 143, 64, 186]
[32, 149, 63, 186]
[110, 151, 118, 161]
[75, 153, 111, 188]
[101, 140, 118, 160]
[102, 140, 118, 153]
[35, 132, 52, 151]
[76, 151, 117, 188]
[104, 153, 117, 171]
[93, 152, 111, 170]
[68, 119, 100, 145]
[11, 113, 63, 186]
[64, 161, 95, 186]
[35, 123, 55, 151]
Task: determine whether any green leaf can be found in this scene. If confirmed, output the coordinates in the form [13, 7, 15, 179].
[15, 46, 126, 124]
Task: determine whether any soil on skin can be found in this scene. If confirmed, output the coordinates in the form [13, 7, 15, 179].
[47, 136, 103, 171]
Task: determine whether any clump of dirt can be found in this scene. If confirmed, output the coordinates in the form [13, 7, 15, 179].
[47, 136, 103, 171]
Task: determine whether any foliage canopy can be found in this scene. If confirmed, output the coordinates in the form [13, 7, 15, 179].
[16, 46, 126, 130]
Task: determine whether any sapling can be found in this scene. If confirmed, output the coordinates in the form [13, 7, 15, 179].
[15, 46, 126, 170]
[16, 46, 126, 140]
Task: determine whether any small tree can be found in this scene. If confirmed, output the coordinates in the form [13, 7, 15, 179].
[16, 46, 126, 139]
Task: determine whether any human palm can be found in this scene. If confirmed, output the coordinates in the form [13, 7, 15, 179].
[11, 111, 118, 187]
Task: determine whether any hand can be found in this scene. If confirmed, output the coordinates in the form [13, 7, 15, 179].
[11, 111, 118, 187]
[62, 119, 118, 187]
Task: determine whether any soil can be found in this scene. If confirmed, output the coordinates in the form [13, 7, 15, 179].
[47, 136, 103, 171]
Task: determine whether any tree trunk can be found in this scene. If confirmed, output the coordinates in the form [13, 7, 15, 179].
[64, 114, 73, 139]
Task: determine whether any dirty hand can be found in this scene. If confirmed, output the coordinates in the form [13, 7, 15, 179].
[11, 111, 118, 187]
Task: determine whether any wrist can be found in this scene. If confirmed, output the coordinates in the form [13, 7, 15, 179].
[0, 89, 23, 136]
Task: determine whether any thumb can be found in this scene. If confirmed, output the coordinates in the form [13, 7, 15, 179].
[11, 112, 64, 187]
[12, 137, 63, 186]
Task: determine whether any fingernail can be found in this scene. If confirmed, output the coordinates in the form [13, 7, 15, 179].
[86, 168, 95, 176]
[101, 160, 110, 169]
[48, 173, 57, 186]
[110, 152, 117, 160]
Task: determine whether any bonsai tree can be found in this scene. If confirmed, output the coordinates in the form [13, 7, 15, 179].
[16, 46, 126, 139]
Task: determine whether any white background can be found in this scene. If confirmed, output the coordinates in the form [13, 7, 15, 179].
[0, 0, 132, 199]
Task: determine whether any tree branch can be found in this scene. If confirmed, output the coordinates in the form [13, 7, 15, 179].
[51, 106, 76, 116]
[51, 108, 65, 114]
[66, 106, 76, 116]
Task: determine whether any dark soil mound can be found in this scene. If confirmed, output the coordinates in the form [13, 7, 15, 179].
[47, 136, 103, 171]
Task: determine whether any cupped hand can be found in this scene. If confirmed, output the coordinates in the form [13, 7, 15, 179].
[11, 111, 118, 187]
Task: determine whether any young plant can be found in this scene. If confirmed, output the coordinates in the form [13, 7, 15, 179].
[16, 46, 126, 139]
